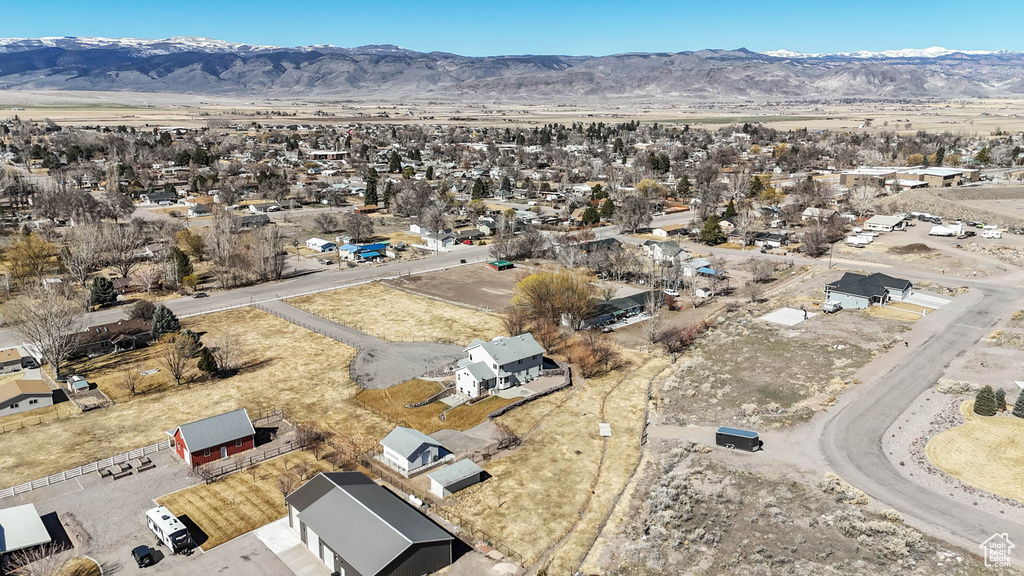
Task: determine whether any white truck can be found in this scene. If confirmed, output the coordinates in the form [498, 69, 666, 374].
[981, 230, 1003, 239]
[146, 506, 193, 554]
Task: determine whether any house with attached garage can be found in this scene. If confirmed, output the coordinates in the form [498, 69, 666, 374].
[286, 471, 454, 576]
[0, 347, 27, 373]
[167, 408, 255, 467]
[379, 426, 453, 477]
[824, 272, 912, 309]
[455, 334, 545, 398]
[73, 319, 155, 357]
[0, 374, 52, 416]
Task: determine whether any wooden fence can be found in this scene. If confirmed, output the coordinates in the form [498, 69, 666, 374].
[351, 398, 410, 428]
[0, 439, 173, 500]
[0, 403, 80, 434]
[201, 441, 300, 482]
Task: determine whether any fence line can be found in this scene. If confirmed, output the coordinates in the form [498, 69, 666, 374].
[284, 303, 473, 347]
[351, 398, 410, 428]
[201, 441, 299, 482]
[0, 403, 81, 434]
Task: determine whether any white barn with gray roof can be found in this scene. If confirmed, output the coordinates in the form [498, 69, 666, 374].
[379, 426, 453, 477]
[286, 472, 453, 576]
[455, 333, 545, 398]
[427, 459, 485, 498]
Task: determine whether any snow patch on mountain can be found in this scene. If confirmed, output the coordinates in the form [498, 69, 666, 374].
[762, 47, 1002, 59]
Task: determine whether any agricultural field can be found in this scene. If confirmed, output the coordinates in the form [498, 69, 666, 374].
[157, 451, 331, 550]
[0, 308, 394, 486]
[451, 354, 672, 568]
[927, 400, 1024, 502]
[354, 379, 514, 435]
[596, 446, 1007, 576]
[289, 282, 506, 345]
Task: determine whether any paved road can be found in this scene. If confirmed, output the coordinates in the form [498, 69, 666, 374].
[821, 276, 1024, 555]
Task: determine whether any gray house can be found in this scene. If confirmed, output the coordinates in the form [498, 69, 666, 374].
[824, 272, 913, 309]
[455, 334, 545, 398]
[286, 472, 454, 576]
[379, 427, 453, 477]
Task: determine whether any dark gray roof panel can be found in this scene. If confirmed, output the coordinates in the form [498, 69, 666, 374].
[174, 408, 255, 452]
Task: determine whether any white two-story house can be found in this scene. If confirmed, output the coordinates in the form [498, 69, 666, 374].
[455, 333, 545, 398]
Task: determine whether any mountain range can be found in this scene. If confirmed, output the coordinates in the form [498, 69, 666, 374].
[0, 36, 1021, 101]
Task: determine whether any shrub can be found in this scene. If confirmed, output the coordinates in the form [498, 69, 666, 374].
[128, 299, 156, 320]
[974, 385, 998, 417]
[995, 388, 1007, 412]
[197, 348, 218, 375]
[1013, 388, 1024, 419]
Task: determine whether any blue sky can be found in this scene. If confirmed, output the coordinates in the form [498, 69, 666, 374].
[1, 0, 1020, 56]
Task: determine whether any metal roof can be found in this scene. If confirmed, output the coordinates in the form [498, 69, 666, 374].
[170, 408, 255, 452]
[717, 426, 759, 438]
[0, 504, 51, 553]
[467, 334, 544, 366]
[380, 426, 446, 460]
[287, 472, 452, 576]
[427, 459, 484, 488]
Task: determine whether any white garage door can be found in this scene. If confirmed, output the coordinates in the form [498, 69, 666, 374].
[306, 526, 320, 560]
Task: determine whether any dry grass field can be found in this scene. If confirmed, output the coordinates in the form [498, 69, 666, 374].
[864, 304, 925, 322]
[157, 451, 331, 550]
[0, 308, 394, 487]
[0, 400, 80, 433]
[451, 354, 672, 568]
[289, 282, 506, 345]
[927, 400, 1024, 502]
[355, 379, 514, 434]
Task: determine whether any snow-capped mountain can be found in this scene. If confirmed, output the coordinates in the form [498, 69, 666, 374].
[0, 36, 1020, 100]
[761, 47, 1002, 59]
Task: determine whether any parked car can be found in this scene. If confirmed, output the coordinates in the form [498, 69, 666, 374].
[192, 292, 208, 299]
[318, 259, 334, 265]
[132, 545, 155, 568]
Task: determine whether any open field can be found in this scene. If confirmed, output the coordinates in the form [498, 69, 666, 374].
[5, 91, 1024, 134]
[289, 282, 506, 344]
[596, 447, 1007, 576]
[451, 354, 671, 567]
[0, 308, 395, 487]
[355, 379, 515, 435]
[0, 400, 80, 433]
[927, 400, 1024, 502]
[384, 263, 521, 311]
[157, 451, 331, 551]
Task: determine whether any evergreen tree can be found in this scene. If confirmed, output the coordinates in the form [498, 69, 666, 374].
[89, 277, 117, 307]
[151, 304, 181, 338]
[168, 247, 192, 284]
[612, 137, 624, 155]
[472, 178, 488, 200]
[748, 176, 765, 197]
[677, 175, 691, 197]
[425, 166, 434, 180]
[1013, 388, 1024, 418]
[600, 198, 615, 219]
[365, 167, 379, 206]
[723, 200, 737, 219]
[699, 216, 727, 245]
[581, 206, 600, 226]
[974, 385, 998, 417]
[197, 348, 219, 375]
[388, 150, 402, 173]
[382, 180, 393, 209]
[995, 388, 1006, 411]
[935, 145, 946, 166]
[500, 176, 512, 191]
[178, 329, 202, 355]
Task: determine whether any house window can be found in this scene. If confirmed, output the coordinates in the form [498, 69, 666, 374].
[203, 449, 211, 457]
[28, 399, 37, 405]
[11, 403, 18, 408]
[236, 439, 243, 448]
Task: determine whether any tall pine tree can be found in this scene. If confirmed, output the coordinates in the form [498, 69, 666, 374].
[90, 277, 117, 307]
[151, 304, 181, 338]
[1013, 388, 1024, 418]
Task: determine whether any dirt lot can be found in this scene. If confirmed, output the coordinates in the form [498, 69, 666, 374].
[157, 451, 331, 551]
[355, 379, 515, 434]
[593, 444, 1010, 576]
[0, 308, 395, 487]
[384, 263, 521, 311]
[289, 281, 506, 345]
[451, 354, 672, 569]
[659, 270, 909, 428]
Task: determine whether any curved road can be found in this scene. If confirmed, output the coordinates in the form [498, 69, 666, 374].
[822, 276, 1024, 555]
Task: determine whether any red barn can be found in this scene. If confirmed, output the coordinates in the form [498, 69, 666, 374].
[167, 408, 256, 467]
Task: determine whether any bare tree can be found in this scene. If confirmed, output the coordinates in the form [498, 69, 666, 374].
[614, 195, 653, 233]
[311, 212, 338, 234]
[103, 220, 145, 278]
[130, 264, 163, 294]
[8, 286, 84, 380]
[341, 212, 374, 242]
[296, 422, 326, 459]
[60, 224, 103, 287]
[643, 290, 664, 344]
[206, 213, 238, 288]
[121, 362, 144, 398]
[8, 541, 75, 576]
[501, 305, 531, 337]
[276, 472, 298, 501]
[599, 283, 618, 302]
[160, 333, 200, 386]
[208, 333, 241, 374]
[292, 460, 311, 481]
[745, 256, 774, 284]
[249, 225, 285, 283]
[705, 256, 728, 297]
[494, 422, 522, 450]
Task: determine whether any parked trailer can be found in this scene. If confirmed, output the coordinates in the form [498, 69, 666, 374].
[146, 506, 193, 554]
[716, 427, 762, 452]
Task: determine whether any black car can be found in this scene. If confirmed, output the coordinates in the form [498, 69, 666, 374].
[192, 292, 209, 299]
[132, 545, 155, 568]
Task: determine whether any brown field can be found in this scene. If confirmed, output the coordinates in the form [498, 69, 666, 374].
[451, 354, 672, 567]
[0, 400, 80, 434]
[157, 451, 331, 550]
[355, 379, 515, 434]
[0, 308, 394, 487]
[384, 263, 522, 311]
[289, 282, 506, 344]
[927, 400, 1024, 502]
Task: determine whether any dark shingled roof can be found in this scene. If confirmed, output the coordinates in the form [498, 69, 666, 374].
[287, 472, 453, 576]
[825, 272, 912, 299]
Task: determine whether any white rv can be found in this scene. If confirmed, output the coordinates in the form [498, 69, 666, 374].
[145, 506, 193, 554]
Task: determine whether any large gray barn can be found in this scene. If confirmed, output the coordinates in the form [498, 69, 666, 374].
[286, 472, 454, 576]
